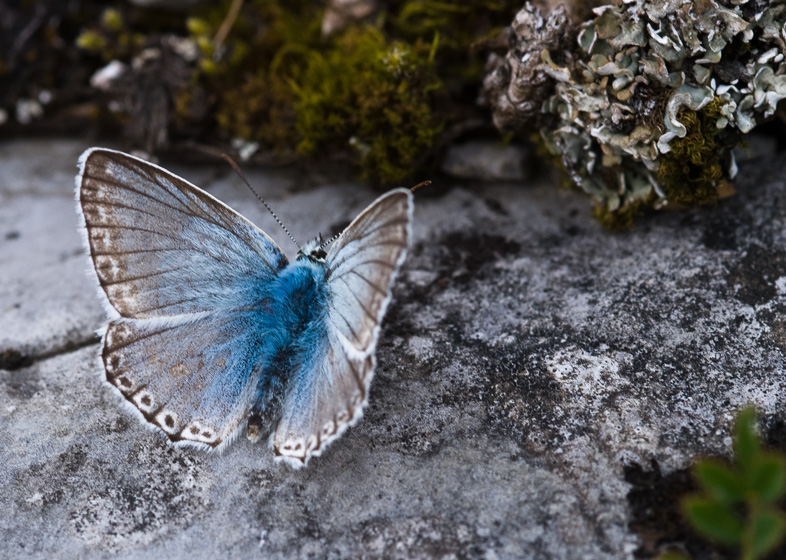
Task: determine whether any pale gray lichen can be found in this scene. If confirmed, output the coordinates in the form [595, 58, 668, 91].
[483, 0, 786, 225]
[482, 5, 575, 130]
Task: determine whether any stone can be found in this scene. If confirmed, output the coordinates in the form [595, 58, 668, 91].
[440, 140, 528, 181]
[2, 138, 786, 558]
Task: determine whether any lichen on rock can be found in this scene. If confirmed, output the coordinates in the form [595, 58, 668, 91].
[483, 0, 786, 228]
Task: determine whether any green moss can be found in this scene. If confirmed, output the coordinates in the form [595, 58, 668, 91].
[657, 98, 729, 207]
[215, 70, 301, 152]
[192, 2, 451, 184]
[102, 8, 124, 32]
[76, 30, 107, 52]
[390, 1, 519, 94]
[591, 99, 735, 228]
[186, 17, 210, 37]
[201, 0, 524, 182]
[75, 7, 144, 61]
[72, 1, 518, 184]
[292, 27, 442, 185]
[592, 195, 652, 232]
[198, 1, 324, 155]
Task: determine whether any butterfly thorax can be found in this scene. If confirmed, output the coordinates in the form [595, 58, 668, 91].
[270, 260, 329, 340]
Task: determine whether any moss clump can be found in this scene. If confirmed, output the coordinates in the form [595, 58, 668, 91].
[592, 192, 655, 232]
[293, 27, 442, 185]
[204, 1, 515, 184]
[181, 3, 299, 153]
[390, 1, 516, 96]
[76, 7, 144, 61]
[214, 72, 301, 154]
[192, 1, 324, 154]
[65, 1, 518, 183]
[657, 98, 730, 207]
[188, 2, 440, 184]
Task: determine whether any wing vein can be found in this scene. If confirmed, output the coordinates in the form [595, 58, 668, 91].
[88, 222, 263, 268]
[343, 216, 409, 243]
[329, 259, 396, 282]
[104, 324, 182, 353]
[338, 277, 378, 322]
[98, 267, 185, 286]
[328, 243, 406, 281]
[345, 356, 365, 394]
[81, 198, 187, 224]
[85, 169, 278, 270]
[132, 296, 203, 315]
[347, 269, 388, 296]
[83, 173, 197, 216]
[331, 307, 362, 345]
[93, 247, 220, 257]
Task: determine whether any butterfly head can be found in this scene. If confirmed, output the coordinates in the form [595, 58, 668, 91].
[297, 237, 328, 263]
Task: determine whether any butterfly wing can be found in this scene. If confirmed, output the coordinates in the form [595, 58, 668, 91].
[273, 189, 412, 466]
[76, 148, 287, 449]
[102, 313, 264, 449]
[77, 148, 287, 318]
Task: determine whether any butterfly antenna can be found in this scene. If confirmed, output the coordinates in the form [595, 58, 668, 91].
[319, 231, 341, 251]
[410, 180, 431, 192]
[221, 154, 301, 250]
[319, 181, 431, 251]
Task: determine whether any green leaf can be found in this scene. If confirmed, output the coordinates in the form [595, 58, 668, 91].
[750, 508, 786, 558]
[734, 407, 760, 477]
[683, 496, 744, 545]
[656, 551, 691, 560]
[751, 454, 786, 503]
[694, 459, 745, 504]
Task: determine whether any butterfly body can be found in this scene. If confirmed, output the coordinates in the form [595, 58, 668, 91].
[248, 258, 331, 436]
[76, 148, 412, 467]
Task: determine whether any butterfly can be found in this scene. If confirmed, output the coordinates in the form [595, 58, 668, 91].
[75, 148, 412, 468]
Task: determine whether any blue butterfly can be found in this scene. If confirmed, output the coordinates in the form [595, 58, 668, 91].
[75, 148, 412, 468]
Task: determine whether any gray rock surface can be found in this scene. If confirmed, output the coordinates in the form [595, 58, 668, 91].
[1, 138, 785, 559]
[440, 140, 528, 181]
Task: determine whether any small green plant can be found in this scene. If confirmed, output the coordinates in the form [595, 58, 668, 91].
[681, 407, 786, 560]
[76, 7, 145, 62]
[657, 550, 691, 560]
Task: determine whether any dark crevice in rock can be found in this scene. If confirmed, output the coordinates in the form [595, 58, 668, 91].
[625, 460, 730, 560]
[626, 450, 786, 559]
[439, 232, 521, 284]
[0, 333, 100, 372]
[0, 348, 33, 371]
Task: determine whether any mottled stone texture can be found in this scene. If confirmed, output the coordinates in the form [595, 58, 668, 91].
[1, 139, 786, 558]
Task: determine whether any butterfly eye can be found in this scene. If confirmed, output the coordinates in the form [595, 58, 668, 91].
[311, 248, 328, 261]
[296, 239, 328, 262]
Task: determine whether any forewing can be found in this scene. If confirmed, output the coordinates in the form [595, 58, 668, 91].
[103, 311, 265, 449]
[76, 148, 288, 318]
[324, 188, 412, 357]
[273, 189, 412, 467]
